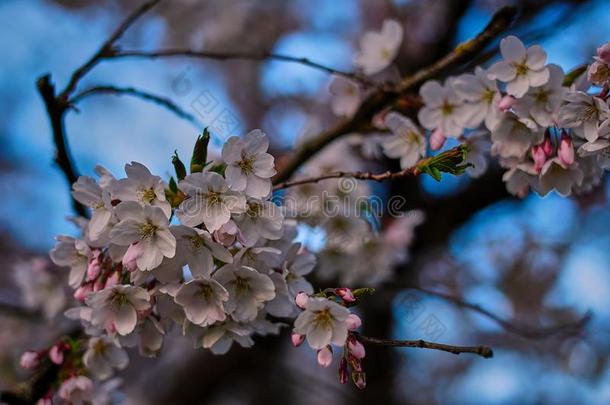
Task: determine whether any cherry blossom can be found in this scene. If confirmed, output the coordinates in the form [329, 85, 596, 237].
[175, 278, 229, 326]
[86, 285, 151, 335]
[83, 336, 129, 380]
[381, 112, 427, 169]
[293, 297, 350, 349]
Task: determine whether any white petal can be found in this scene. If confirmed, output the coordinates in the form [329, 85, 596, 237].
[500, 35, 526, 62]
[526, 45, 547, 70]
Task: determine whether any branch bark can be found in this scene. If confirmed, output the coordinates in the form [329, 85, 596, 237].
[355, 333, 493, 358]
[272, 6, 517, 184]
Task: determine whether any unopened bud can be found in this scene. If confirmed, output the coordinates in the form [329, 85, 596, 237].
[335, 288, 356, 303]
[352, 371, 367, 389]
[104, 271, 120, 289]
[531, 145, 547, 172]
[338, 357, 349, 384]
[346, 314, 362, 331]
[73, 283, 93, 302]
[295, 292, 309, 309]
[498, 95, 515, 112]
[348, 337, 366, 359]
[49, 344, 64, 365]
[542, 135, 553, 157]
[20, 351, 39, 369]
[430, 127, 447, 151]
[291, 332, 305, 347]
[558, 134, 575, 166]
[317, 346, 333, 368]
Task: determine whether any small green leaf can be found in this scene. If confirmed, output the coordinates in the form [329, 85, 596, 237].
[172, 151, 187, 181]
[168, 176, 178, 193]
[417, 145, 472, 181]
[208, 162, 227, 176]
[191, 128, 210, 173]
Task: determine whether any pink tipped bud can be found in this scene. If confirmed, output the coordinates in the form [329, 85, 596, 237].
[335, 288, 356, 303]
[295, 292, 309, 309]
[558, 134, 575, 166]
[338, 357, 349, 384]
[531, 145, 548, 172]
[291, 332, 305, 347]
[352, 371, 367, 389]
[20, 351, 40, 369]
[346, 314, 362, 331]
[348, 338, 366, 359]
[37, 398, 52, 405]
[542, 135, 553, 157]
[104, 271, 120, 289]
[597, 42, 610, 64]
[49, 344, 64, 365]
[317, 346, 333, 368]
[73, 283, 93, 303]
[122, 243, 140, 272]
[429, 128, 447, 151]
[498, 95, 515, 112]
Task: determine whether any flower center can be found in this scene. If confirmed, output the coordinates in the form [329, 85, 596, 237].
[140, 188, 156, 204]
[380, 47, 391, 60]
[207, 191, 222, 205]
[482, 88, 496, 104]
[233, 277, 250, 295]
[534, 89, 549, 104]
[239, 156, 254, 174]
[93, 340, 107, 355]
[405, 130, 421, 144]
[138, 222, 158, 239]
[199, 284, 213, 299]
[246, 202, 262, 218]
[190, 235, 205, 249]
[313, 308, 333, 328]
[110, 292, 129, 308]
[514, 62, 529, 76]
[441, 101, 454, 116]
[582, 105, 598, 121]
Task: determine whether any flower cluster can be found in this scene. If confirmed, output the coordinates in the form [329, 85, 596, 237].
[39, 129, 319, 402]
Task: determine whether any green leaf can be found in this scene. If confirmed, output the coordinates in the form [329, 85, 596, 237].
[191, 128, 210, 173]
[417, 145, 472, 181]
[172, 151, 187, 181]
[208, 163, 227, 176]
[168, 176, 178, 193]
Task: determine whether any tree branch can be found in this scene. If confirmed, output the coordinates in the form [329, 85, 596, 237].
[109, 49, 371, 86]
[272, 6, 517, 184]
[58, 0, 162, 101]
[412, 287, 592, 339]
[355, 333, 493, 358]
[70, 85, 202, 127]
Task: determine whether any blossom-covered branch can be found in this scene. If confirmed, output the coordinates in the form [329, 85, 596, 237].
[355, 333, 493, 358]
[70, 85, 202, 127]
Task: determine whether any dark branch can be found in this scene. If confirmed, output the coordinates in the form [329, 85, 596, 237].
[110, 49, 371, 86]
[355, 333, 493, 358]
[273, 6, 517, 184]
[70, 85, 202, 127]
[412, 287, 592, 339]
[58, 0, 162, 100]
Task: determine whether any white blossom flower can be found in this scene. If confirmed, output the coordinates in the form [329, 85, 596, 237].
[197, 321, 254, 354]
[58, 376, 94, 405]
[14, 258, 66, 319]
[175, 278, 229, 326]
[172, 225, 233, 278]
[491, 113, 543, 158]
[49, 236, 91, 288]
[578, 120, 610, 169]
[86, 285, 151, 335]
[138, 316, 165, 357]
[72, 176, 114, 240]
[83, 336, 129, 380]
[109, 201, 176, 271]
[329, 75, 361, 117]
[451, 66, 502, 130]
[381, 112, 426, 168]
[233, 246, 282, 274]
[222, 130, 276, 198]
[354, 19, 403, 75]
[111, 161, 171, 218]
[534, 158, 584, 196]
[293, 297, 350, 349]
[487, 36, 550, 97]
[513, 64, 566, 127]
[232, 199, 284, 247]
[558, 92, 610, 142]
[177, 172, 246, 232]
[214, 265, 275, 322]
[501, 164, 537, 198]
[418, 80, 465, 137]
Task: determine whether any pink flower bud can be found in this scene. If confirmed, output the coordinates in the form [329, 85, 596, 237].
[498, 95, 515, 112]
[86, 251, 102, 281]
[213, 220, 238, 246]
[352, 371, 366, 389]
[49, 344, 64, 365]
[346, 314, 362, 330]
[542, 135, 553, 157]
[37, 397, 52, 405]
[335, 288, 356, 303]
[338, 357, 349, 384]
[317, 346, 333, 368]
[295, 292, 309, 309]
[93, 276, 105, 292]
[597, 42, 610, 64]
[73, 283, 93, 303]
[122, 243, 140, 272]
[348, 338, 366, 359]
[531, 145, 548, 172]
[291, 332, 305, 347]
[104, 270, 120, 289]
[20, 351, 39, 369]
[558, 134, 575, 166]
[429, 128, 447, 151]
[587, 61, 610, 86]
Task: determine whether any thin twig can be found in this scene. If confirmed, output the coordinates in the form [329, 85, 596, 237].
[58, 0, 162, 101]
[412, 287, 592, 339]
[355, 333, 493, 358]
[110, 49, 371, 86]
[70, 85, 202, 127]
[273, 6, 517, 184]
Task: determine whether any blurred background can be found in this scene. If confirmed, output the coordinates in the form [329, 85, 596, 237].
[1, 0, 610, 404]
